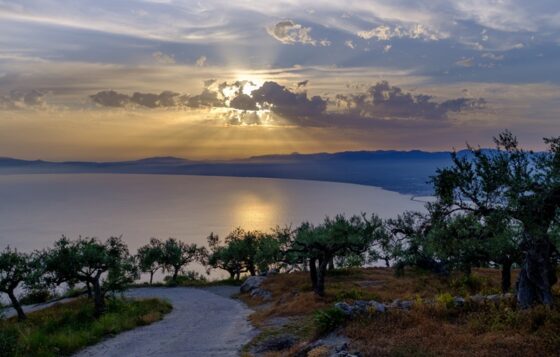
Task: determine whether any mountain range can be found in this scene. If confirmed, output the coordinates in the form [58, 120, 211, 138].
[0, 150, 462, 195]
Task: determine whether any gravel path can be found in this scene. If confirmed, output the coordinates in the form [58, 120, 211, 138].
[74, 287, 256, 357]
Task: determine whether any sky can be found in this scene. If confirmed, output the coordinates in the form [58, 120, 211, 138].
[0, 0, 559, 160]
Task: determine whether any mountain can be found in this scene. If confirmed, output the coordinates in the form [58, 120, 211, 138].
[0, 151, 460, 195]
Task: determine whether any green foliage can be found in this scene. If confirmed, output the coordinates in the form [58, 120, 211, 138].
[314, 306, 347, 335]
[206, 229, 280, 279]
[44, 236, 138, 316]
[435, 293, 454, 309]
[136, 238, 164, 284]
[160, 238, 205, 282]
[19, 289, 55, 306]
[0, 297, 171, 357]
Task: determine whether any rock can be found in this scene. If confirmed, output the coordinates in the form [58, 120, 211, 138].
[453, 296, 465, 307]
[367, 300, 385, 313]
[390, 299, 413, 310]
[486, 294, 501, 303]
[334, 302, 354, 316]
[399, 300, 413, 310]
[240, 276, 266, 293]
[254, 334, 297, 353]
[468, 294, 485, 304]
[250, 287, 272, 300]
[352, 300, 369, 313]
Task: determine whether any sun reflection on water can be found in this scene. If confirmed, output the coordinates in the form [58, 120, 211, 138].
[232, 192, 279, 231]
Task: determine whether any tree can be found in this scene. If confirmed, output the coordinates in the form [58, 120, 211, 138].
[0, 247, 40, 321]
[205, 229, 280, 279]
[160, 238, 204, 282]
[431, 131, 560, 307]
[291, 214, 383, 296]
[45, 236, 138, 317]
[385, 211, 444, 275]
[137, 238, 164, 285]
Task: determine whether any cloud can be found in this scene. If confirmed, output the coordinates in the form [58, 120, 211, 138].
[357, 24, 443, 41]
[90, 90, 186, 108]
[335, 81, 486, 120]
[251, 81, 327, 120]
[87, 80, 486, 125]
[267, 20, 328, 46]
[345, 40, 355, 49]
[195, 56, 207, 67]
[455, 57, 475, 67]
[152, 51, 175, 65]
[0, 89, 47, 110]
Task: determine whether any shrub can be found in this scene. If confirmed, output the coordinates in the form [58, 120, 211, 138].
[435, 293, 454, 309]
[314, 306, 347, 335]
[19, 289, 54, 306]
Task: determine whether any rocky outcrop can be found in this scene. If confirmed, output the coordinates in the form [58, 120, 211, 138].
[240, 276, 272, 301]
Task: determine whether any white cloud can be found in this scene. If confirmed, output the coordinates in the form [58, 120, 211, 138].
[196, 56, 207, 67]
[357, 24, 444, 41]
[152, 51, 175, 65]
[267, 20, 328, 46]
[345, 40, 355, 49]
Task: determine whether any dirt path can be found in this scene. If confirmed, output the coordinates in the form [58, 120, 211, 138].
[73, 287, 255, 357]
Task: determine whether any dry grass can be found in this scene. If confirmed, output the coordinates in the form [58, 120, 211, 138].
[241, 267, 560, 357]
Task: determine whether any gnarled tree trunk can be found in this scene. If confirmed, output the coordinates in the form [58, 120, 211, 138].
[501, 260, 512, 294]
[517, 233, 557, 308]
[309, 258, 317, 292]
[7, 290, 26, 321]
[92, 279, 106, 317]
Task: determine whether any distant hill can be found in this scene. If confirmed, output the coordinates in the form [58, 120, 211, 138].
[0, 150, 463, 195]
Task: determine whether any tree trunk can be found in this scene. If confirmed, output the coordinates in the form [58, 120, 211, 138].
[228, 270, 235, 279]
[92, 279, 105, 317]
[328, 258, 335, 271]
[517, 234, 556, 308]
[172, 267, 180, 282]
[314, 258, 329, 297]
[384, 258, 390, 268]
[149, 271, 154, 285]
[309, 258, 317, 292]
[501, 260, 512, 294]
[86, 281, 92, 298]
[248, 264, 256, 276]
[7, 290, 26, 321]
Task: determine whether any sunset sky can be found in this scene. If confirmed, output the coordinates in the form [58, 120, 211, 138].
[0, 0, 559, 160]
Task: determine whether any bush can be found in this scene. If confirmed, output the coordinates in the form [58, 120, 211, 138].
[435, 293, 454, 309]
[19, 289, 55, 306]
[314, 306, 347, 335]
[0, 327, 18, 357]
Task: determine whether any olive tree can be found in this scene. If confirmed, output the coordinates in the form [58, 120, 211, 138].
[431, 131, 560, 307]
[0, 247, 40, 321]
[160, 238, 205, 282]
[291, 214, 383, 296]
[45, 236, 138, 317]
[137, 238, 164, 285]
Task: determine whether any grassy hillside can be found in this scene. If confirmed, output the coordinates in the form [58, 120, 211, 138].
[241, 268, 560, 356]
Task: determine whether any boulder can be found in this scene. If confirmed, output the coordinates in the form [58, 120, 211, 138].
[367, 300, 386, 313]
[240, 276, 266, 293]
[250, 287, 272, 300]
[453, 296, 465, 307]
[334, 302, 354, 316]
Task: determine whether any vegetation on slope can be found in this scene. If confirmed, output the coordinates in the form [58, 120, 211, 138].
[0, 297, 171, 357]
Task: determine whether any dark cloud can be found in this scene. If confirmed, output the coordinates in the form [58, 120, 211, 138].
[90, 90, 130, 107]
[90, 90, 186, 108]
[186, 89, 223, 108]
[0, 89, 47, 110]
[229, 93, 257, 110]
[251, 81, 327, 119]
[87, 80, 485, 127]
[335, 81, 486, 120]
[297, 80, 308, 88]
